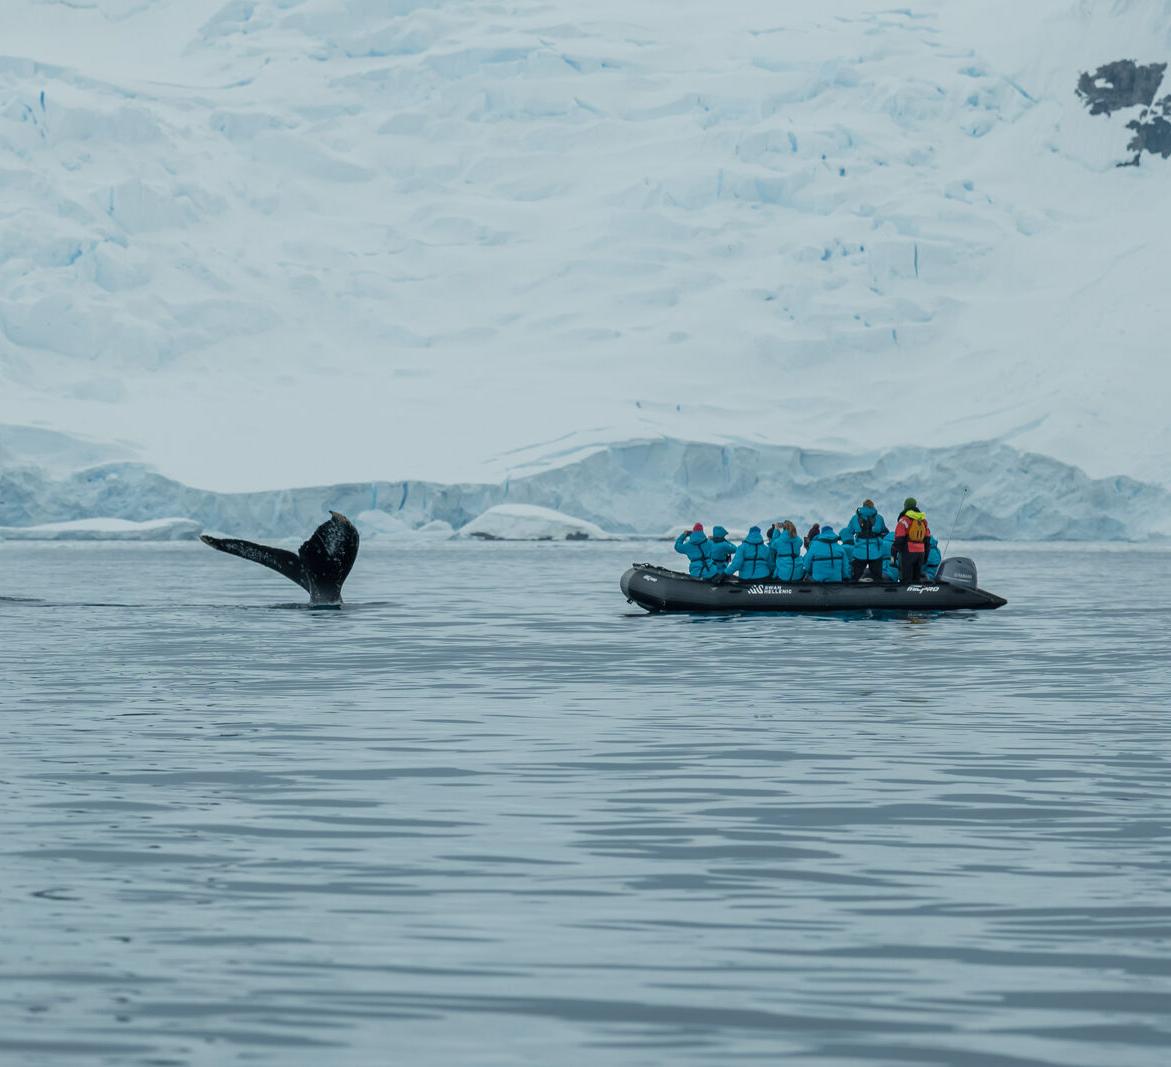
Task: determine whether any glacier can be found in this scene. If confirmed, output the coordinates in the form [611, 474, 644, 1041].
[1, 0, 1170, 500]
[3, 436, 1168, 541]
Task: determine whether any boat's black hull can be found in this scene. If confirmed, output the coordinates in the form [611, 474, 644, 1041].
[620, 564, 1007, 613]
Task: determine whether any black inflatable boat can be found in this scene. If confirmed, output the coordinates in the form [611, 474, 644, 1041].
[620, 557, 1007, 614]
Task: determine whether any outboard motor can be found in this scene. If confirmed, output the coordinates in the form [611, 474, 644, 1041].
[937, 557, 978, 589]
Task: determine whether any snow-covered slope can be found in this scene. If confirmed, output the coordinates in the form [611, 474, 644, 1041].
[0, 423, 134, 476]
[4, 438, 1168, 541]
[2, 1, 1169, 492]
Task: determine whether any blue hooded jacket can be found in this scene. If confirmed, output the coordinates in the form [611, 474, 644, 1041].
[674, 529, 721, 580]
[708, 526, 736, 566]
[840, 505, 889, 562]
[725, 527, 772, 580]
[803, 526, 850, 583]
[879, 533, 900, 581]
[923, 536, 942, 580]
[769, 529, 804, 582]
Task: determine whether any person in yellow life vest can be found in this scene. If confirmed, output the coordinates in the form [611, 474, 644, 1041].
[891, 497, 932, 584]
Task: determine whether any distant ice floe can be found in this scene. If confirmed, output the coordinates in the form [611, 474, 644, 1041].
[0, 516, 200, 541]
[457, 504, 617, 542]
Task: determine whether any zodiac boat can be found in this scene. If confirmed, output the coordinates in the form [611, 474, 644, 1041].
[620, 557, 1007, 613]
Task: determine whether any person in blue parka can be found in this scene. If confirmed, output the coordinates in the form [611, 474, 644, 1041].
[803, 525, 850, 583]
[674, 523, 721, 580]
[725, 526, 772, 580]
[769, 520, 804, 582]
[879, 532, 900, 582]
[923, 535, 942, 580]
[708, 526, 736, 568]
[840, 498, 889, 582]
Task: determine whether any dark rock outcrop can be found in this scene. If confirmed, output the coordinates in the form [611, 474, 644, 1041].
[1076, 60, 1166, 115]
[1076, 59, 1171, 165]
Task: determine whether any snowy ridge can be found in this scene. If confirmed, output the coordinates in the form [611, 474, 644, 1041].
[3, 438, 1168, 541]
[0, 424, 134, 477]
[1, 1, 1170, 492]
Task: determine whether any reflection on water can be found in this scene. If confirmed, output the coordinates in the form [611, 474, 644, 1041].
[1, 541, 1169, 1066]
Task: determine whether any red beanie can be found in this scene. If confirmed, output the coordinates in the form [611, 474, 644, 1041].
[692, 522, 704, 532]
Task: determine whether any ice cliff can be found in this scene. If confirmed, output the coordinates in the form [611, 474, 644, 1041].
[2, 437, 1167, 541]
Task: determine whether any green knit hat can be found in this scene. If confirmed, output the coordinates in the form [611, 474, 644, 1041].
[903, 497, 918, 511]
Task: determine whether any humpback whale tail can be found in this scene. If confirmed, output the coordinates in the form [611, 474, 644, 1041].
[201, 511, 359, 605]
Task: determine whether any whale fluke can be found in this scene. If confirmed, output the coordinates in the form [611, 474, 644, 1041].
[201, 511, 359, 605]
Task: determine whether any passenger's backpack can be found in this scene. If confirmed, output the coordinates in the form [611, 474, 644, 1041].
[856, 510, 876, 538]
[907, 515, 928, 543]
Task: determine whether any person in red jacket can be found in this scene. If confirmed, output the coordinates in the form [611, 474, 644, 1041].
[891, 497, 931, 583]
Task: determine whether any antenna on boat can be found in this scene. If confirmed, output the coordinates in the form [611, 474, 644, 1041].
[942, 487, 968, 558]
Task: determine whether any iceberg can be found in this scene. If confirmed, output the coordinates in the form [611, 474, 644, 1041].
[457, 505, 616, 542]
[354, 510, 454, 541]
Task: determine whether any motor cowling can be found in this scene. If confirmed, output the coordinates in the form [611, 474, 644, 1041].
[937, 556, 978, 589]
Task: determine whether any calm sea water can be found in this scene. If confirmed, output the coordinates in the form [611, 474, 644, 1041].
[1, 540, 1169, 1066]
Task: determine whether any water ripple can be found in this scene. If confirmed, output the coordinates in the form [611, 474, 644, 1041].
[0, 541, 1169, 1065]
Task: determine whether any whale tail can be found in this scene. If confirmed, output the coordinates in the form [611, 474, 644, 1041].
[201, 511, 359, 605]
[298, 511, 359, 604]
